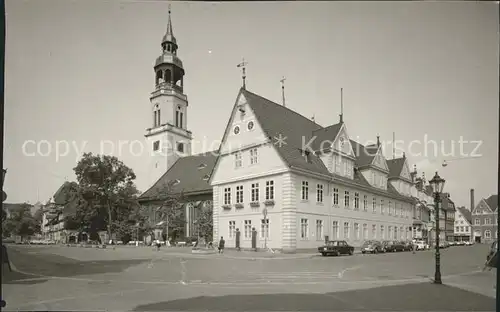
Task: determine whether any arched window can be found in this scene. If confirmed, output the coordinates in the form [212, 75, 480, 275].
[175, 105, 183, 128]
[165, 69, 172, 83]
[153, 104, 160, 127]
[485, 230, 492, 238]
[485, 230, 492, 239]
[156, 70, 163, 85]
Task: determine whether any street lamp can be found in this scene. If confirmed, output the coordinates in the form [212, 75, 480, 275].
[2, 169, 7, 202]
[429, 171, 446, 285]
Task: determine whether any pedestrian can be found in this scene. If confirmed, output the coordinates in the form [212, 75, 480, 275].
[156, 239, 161, 251]
[218, 236, 225, 254]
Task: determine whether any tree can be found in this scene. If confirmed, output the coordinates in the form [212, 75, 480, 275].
[194, 201, 213, 242]
[139, 181, 186, 242]
[72, 153, 139, 241]
[6, 204, 40, 240]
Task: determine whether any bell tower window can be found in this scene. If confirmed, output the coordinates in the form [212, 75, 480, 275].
[175, 105, 183, 128]
[165, 69, 172, 84]
[153, 105, 161, 127]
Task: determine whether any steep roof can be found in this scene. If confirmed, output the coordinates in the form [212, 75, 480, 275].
[484, 195, 498, 212]
[51, 181, 80, 215]
[386, 157, 405, 178]
[350, 140, 377, 167]
[457, 206, 472, 224]
[241, 89, 412, 203]
[139, 151, 218, 200]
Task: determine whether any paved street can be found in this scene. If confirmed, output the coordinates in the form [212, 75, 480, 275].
[2, 244, 496, 311]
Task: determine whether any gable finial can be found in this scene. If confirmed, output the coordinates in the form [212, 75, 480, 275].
[392, 132, 396, 159]
[402, 152, 406, 159]
[339, 88, 344, 123]
[311, 114, 315, 123]
[237, 58, 248, 89]
[376, 134, 380, 147]
[280, 76, 286, 107]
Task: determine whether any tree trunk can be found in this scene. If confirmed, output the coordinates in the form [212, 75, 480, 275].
[107, 198, 112, 243]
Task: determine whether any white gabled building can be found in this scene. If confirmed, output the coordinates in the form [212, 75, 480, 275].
[210, 88, 415, 252]
[454, 206, 472, 242]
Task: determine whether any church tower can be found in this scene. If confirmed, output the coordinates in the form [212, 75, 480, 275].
[145, 7, 192, 187]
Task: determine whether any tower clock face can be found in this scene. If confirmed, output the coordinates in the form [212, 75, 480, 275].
[234, 126, 240, 134]
[247, 121, 254, 130]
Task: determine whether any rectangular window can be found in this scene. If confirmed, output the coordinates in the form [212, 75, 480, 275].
[260, 219, 269, 239]
[251, 183, 259, 202]
[177, 142, 184, 153]
[229, 221, 236, 238]
[154, 110, 158, 127]
[363, 195, 368, 211]
[363, 224, 368, 239]
[333, 188, 339, 206]
[300, 219, 309, 239]
[456, 226, 460, 232]
[372, 224, 377, 239]
[224, 187, 231, 205]
[380, 199, 385, 214]
[244, 220, 252, 238]
[465, 226, 469, 232]
[343, 222, 350, 239]
[236, 185, 243, 203]
[354, 193, 360, 210]
[400, 227, 404, 239]
[266, 180, 275, 200]
[394, 227, 398, 239]
[344, 191, 350, 208]
[301, 181, 309, 201]
[475, 219, 480, 225]
[372, 197, 377, 212]
[388, 201, 392, 215]
[316, 220, 323, 240]
[179, 112, 183, 128]
[250, 148, 258, 165]
[235, 152, 242, 168]
[332, 221, 339, 239]
[381, 225, 385, 239]
[316, 184, 324, 203]
[175, 110, 179, 128]
[153, 140, 160, 151]
[354, 223, 360, 240]
[388, 226, 393, 239]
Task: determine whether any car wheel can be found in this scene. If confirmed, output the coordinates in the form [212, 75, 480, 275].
[362, 251, 365, 254]
[321, 252, 327, 257]
[349, 249, 353, 256]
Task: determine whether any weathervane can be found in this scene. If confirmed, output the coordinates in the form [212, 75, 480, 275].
[237, 58, 248, 89]
[280, 76, 286, 107]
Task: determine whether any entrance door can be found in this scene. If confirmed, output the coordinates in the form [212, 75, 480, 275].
[475, 236, 481, 243]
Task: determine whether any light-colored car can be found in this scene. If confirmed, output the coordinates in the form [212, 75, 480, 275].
[414, 240, 428, 251]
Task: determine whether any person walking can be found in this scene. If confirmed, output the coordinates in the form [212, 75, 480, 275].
[218, 236, 225, 254]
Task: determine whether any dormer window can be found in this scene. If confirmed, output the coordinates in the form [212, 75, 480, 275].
[303, 150, 311, 163]
[202, 174, 210, 181]
[171, 179, 180, 186]
[197, 164, 207, 170]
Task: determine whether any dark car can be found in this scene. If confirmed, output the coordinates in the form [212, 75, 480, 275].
[392, 241, 406, 252]
[318, 240, 355, 256]
[403, 241, 414, 251]
[360, 240, 383, 254]
[381, 240, 395, 252]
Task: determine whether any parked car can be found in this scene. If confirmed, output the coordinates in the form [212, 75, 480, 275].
[403, 241, 414, 251]
[391, 241, 406, 252]
[381, 240, 396, 252]
[413, 240, 428, 251]
[465, 241, 474, 246]
[360, 240, 383, 254]
[318, 240, 354, 256]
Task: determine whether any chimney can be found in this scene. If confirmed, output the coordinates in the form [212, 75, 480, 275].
[470, 188, 475, 211]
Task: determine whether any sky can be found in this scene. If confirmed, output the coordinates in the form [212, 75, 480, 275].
[3, 0, 498, 209]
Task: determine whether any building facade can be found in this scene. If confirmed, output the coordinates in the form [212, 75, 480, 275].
[454, 206, 472, 242]
[210, 89, 416, 252]
[472, 195, 498, 244]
